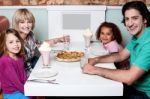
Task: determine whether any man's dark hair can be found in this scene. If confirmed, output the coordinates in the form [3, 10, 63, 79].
[122, 1, 150, 27]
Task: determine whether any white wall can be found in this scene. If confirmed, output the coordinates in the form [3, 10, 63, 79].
[106, 6, 131, 46]
[47, 5, 106, 42]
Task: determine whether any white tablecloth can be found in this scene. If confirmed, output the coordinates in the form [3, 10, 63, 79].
[24, 42, 123, 96]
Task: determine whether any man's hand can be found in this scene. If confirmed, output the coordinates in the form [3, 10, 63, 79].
[82, 63, 98, 75]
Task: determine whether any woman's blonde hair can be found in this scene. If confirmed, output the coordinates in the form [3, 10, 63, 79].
[12, 8, 35, 32]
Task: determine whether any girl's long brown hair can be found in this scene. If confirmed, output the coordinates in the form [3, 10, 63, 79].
[0, 29, 24, 57]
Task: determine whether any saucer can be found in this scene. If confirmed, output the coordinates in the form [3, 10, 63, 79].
[32, 68, 58, 78]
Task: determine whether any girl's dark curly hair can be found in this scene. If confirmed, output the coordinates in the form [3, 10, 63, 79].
[96, 22, 122, 44]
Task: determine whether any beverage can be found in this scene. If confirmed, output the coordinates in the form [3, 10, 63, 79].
[80, 53, 88, 68]
[83, 29, 93, 49]
[40, 51, 51, 66]
[39, 42, 51, 67]
[63, 34, 70, 50]
[80, 56, 88, 68]
[80, 51, 89, 68]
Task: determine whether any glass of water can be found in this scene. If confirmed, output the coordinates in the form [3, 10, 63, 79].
[63, 34, 70, 50]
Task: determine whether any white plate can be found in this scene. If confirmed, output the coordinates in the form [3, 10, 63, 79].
[32, 68, 58, 78]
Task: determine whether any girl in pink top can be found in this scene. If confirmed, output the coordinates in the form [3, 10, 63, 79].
[96, 22, 129, 69]
[0, 29, 30, 99]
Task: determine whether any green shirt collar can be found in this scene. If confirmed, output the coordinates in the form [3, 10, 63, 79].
[132, 27, 150, 44]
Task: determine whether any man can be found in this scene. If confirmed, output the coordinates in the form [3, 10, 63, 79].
[82, 1, 150, 99]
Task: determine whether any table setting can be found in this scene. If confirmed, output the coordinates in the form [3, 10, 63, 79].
[24, 29, 123, 96]
[28, 68, 59, 84]
[28, 29, 108, 84]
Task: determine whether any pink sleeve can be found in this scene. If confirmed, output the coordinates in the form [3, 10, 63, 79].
[2, 61, 24, 93]
[104, 41, 123, 53]
[106, 45, 119, 53]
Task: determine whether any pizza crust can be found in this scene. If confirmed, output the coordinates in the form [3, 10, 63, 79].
[55, 51, 84, 62]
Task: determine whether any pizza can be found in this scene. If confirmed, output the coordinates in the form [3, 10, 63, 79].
[56, 51, 84, 62]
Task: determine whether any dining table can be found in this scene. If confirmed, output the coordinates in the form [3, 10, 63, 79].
[24, 41, 123, 96]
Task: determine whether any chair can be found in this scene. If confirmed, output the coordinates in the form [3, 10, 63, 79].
[0, 90, 3, 99]
[0, 16, 9, 99]
[0, 16, 9, 32]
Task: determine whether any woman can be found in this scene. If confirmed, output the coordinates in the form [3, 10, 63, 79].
[12, 8, 70, 75]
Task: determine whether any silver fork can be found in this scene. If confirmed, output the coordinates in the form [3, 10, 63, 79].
[28, 79, 59, 84]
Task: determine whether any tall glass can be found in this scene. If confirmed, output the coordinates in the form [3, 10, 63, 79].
[39, 42, 51, 68]
[63, 34, 70, 50]
[83, 31, 92, 50]
[83, 29, 93, 50]
[40, 50, 51, 68]
[83, 35, 92, 49]
[80, 50, 89, 68]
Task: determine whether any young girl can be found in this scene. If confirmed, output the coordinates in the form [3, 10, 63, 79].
[96, 22, 129, 69]
[12, 8, 70, 75]
[0, 29, 29, 99]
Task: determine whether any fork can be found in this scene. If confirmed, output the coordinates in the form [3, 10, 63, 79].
[28, 79, 59, 84]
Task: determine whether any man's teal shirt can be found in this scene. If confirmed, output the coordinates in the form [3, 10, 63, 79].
[126, 27, 150, 97]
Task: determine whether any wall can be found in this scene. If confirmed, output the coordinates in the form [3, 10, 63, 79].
[106, 6, 131, 46]
[47, 6, 106, 42]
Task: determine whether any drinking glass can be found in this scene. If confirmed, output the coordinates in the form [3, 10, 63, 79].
[80, 51, 89, 68]
[80, 57, 88, 68]
[63, 34, 70, 50]
[40, 50, 51, 68]
[83, 35, 92, 50]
